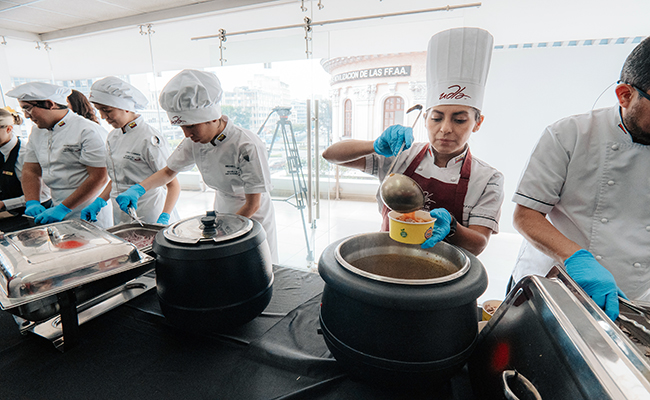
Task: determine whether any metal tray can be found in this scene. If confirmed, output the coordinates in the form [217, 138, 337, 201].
[0, 220, 154, 321]
[106, 222, 164, 255]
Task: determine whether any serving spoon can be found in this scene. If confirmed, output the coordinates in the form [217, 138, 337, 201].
[379, 104, 425, 213]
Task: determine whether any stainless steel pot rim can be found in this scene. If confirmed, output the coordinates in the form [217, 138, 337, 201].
[334, 232, 470, 285]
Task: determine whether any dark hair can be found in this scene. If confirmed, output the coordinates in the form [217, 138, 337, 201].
[620, 36, 650, 93]
[0, 108, 23, 126]
[67, 90, 99, 124]
[25, 100, 68, 110]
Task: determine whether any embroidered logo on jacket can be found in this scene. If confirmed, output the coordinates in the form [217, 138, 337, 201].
[124, 152, 143, 162]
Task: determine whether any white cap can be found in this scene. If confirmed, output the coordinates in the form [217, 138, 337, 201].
[5, 82, 71, 106]
[426, 27, 494, 111]
[159, 69, 222, 126]
[89, 76, 149, 112]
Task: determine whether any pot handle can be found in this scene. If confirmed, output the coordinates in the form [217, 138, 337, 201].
[501, 370, 542, 400]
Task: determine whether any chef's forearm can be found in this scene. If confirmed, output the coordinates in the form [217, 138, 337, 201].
[21, 162, 43, 202]
[162, 177, 181, 214]
[98, 181, 112, 201]
[447, 224, 492, 256]
[140, 167, 178, 192]
[61, 167, 109, 209]
[237, 193, 262, 218]
[322, 140, 374, 170]
[513, 204, 581, 263]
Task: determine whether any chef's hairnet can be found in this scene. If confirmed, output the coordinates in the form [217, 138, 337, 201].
[89, 76, 149, 112]
[426, 27, 494, 111]
[158, 69, 222, 126]
[5, 82, 71, 106]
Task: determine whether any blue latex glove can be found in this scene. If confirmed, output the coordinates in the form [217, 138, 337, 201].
[81, 197, 107, 222]
[25, 200, 46, 217]
[564, 249, 626, 321]
[373, 125, 414, 157]
[421, 208, 453, 249]
[156, 212, 170, 225]
[34, 203, 72, 225]
[115, 184, 146, 213]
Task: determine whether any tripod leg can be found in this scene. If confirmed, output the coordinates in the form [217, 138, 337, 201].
[267, 121, 282, 157]
[280, 121, 313, 262]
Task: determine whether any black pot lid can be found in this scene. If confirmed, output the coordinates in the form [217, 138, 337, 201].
[162, 211, 253, 244]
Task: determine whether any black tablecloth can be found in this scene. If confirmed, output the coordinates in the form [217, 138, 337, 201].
[0, 265, 477, 400]
[0, 217, 476, 399]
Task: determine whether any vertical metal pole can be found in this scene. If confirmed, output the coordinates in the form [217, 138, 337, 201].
[314, 100, 320, 220]
[306, 99, 313, 225]
[144, 25, 164, 135]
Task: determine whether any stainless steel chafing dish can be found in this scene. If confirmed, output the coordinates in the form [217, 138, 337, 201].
[0, 220, 155, 350]
[469, 266, 650, 399]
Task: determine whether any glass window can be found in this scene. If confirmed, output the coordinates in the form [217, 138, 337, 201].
[343, 99, 352, 137]
[382, 96, 404, 130]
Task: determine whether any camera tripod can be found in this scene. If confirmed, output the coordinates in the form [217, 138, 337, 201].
[257, 107, 313, 261]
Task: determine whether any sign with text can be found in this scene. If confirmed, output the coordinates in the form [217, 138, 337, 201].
[332, 66, 411, 83]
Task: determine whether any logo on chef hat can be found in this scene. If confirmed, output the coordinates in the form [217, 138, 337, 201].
[170, 115, 187, 125]
[439, 85, 472, 101]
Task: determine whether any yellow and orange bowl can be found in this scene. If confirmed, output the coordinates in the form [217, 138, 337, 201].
[481, 300, 503, 321]
[388, 210, 436, 245]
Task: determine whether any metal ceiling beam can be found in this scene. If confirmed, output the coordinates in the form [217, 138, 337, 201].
[0, 26, 40, 42]
[191, 3, 481, 41]
[37, 0, 294, 42]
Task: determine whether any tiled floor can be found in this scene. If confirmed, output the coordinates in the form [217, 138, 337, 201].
[175, 189, 523, 304]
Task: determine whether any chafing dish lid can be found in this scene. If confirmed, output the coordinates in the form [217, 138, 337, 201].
[163, 211, 253, 244]
[0, 220, 149, 309]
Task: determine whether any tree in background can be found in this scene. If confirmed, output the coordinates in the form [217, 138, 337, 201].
[221, 105, 252, 130]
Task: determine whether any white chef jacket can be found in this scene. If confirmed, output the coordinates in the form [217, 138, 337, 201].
[23, 110, 112, 227]
[364, 142, 504, 232]
[167, 117, 278, 263]
[0, 134, 51, 211]
[106, 116, 179, 225]
[512, 105, 650, 301]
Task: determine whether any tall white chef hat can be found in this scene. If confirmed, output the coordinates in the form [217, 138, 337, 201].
[159, 69, 222, 126]
[5, 82, 71, 106]
[426, 27, 494, 112]
[89, 76, 149, 112]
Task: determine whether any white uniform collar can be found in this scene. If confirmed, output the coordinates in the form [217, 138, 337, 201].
[0, 134, 18, 159]
[431, 144, 469, 168]
[209, 117, 231, 146]
[122, 115, 143, 134]
[50, 110, 73, 132]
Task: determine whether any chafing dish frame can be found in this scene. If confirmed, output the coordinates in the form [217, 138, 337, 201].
[469, 266, 650, 399]
[0, 220, 156, 351]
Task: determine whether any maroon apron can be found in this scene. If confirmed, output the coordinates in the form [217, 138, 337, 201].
[380, 145, 472, 231]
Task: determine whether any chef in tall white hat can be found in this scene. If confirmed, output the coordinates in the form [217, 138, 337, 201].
[323, 27, 504, 256]
[5, 82, 112, 227]
[81, 76, 181, 226]
[116, 69, 278, 262]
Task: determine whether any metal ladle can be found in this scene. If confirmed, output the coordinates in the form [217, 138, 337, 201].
[380, 104, 425, 213]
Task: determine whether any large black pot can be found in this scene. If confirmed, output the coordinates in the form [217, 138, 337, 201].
[153, 212, 273, 331]
[318, 232, 487, 388]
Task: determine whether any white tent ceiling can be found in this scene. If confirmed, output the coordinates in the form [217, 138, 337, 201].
[0, 0, 648, 81]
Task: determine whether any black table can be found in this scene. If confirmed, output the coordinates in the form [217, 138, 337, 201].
[0, 216, 477, 400]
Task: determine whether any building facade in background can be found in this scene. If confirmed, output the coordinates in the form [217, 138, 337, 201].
[322, 52, 427, 145]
